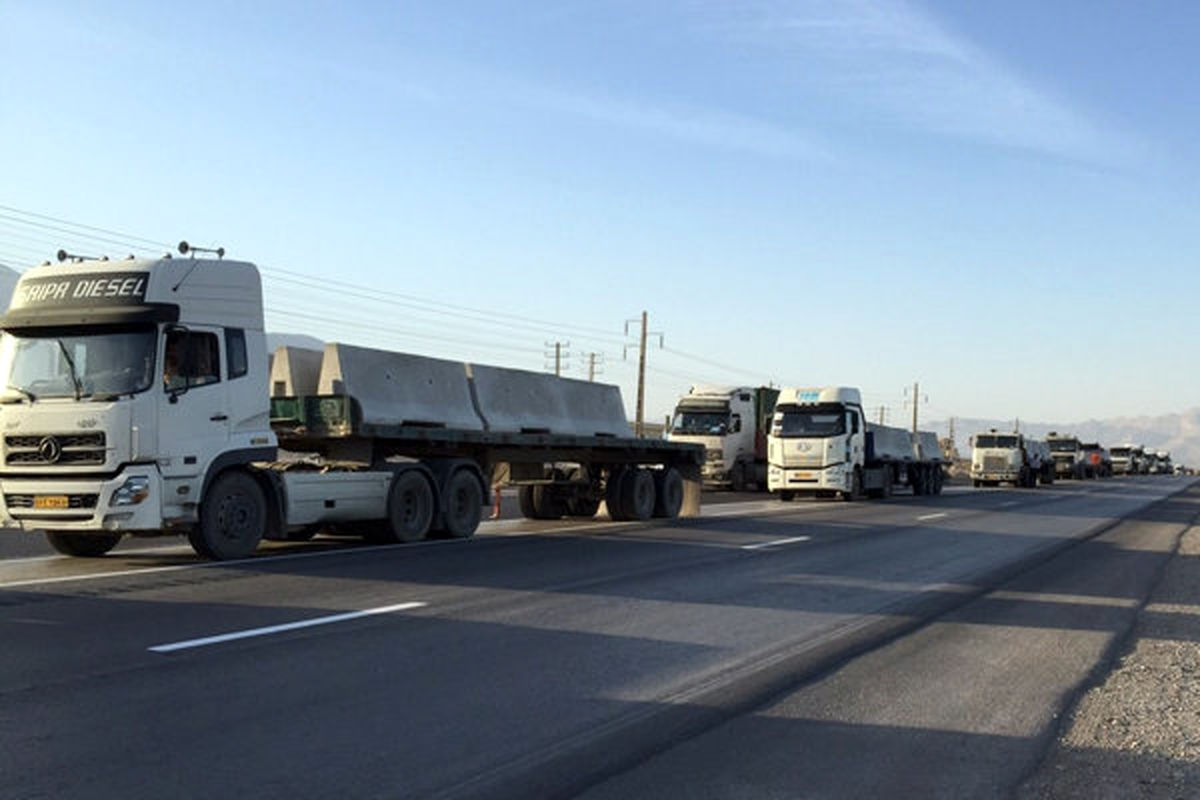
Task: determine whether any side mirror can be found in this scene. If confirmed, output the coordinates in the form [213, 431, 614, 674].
[730, 415, 742, 433]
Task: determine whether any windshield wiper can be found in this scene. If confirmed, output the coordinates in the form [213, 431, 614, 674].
[1, 385, 36, 404]
[55, 340, 83, 401]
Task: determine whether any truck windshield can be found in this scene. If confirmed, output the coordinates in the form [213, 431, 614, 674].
[0, 325, 157, 400]
[1110, 448, 1131, 457]
[975, 435, 1019, 448]
[672, 410, 730, 435]
[774, 411, 846, 438]
[1049, 440, 1078, 452]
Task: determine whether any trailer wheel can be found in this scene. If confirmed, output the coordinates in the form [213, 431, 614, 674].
[384, 470, 435, 542]
[442, 469, 482, 538]
[605, 467, 629, 521]
[933, 468, 945, 495]
[621, 468, 656, 521]
[653, 468, 684, 518]
[190, 470, 266, 560]
[518, 485, 538, 519]
[44, 531, 122, 558]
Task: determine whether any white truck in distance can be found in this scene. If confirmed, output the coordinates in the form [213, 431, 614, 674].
[1109, 444, 1144, 475]
[0, 250, 702, 559]
[969, 430, 1055, 488]
[766, 386, 944, 501]
[1046, 432, 1085, 479]
[666, 385, 779, 491]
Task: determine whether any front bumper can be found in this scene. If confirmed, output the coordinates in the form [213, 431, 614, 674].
[768, 463, 848, 493]
[0, 467, 164, 532]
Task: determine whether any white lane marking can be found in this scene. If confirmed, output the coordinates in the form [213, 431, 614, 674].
[741, 535, 812, 551]
[916, 512, 948, 521]
[148, 601, 427, 653]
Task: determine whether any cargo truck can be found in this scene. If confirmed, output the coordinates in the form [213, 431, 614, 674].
[766, 386, 945, 501]
[0, 249, 703, 560]
[1046, 432, 1085, 479]
[969, 430, 1055, 487]
[1154, 450, 1173, 475]
[666, 385, 779, 491]
[1109, 444, 1143, 476]
[1079, 442, 1112, 478]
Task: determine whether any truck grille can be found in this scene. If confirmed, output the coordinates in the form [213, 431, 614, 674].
[983, 455, 1008, 471]
[5, 433, 106, 466]
[4, 494, 99, 509]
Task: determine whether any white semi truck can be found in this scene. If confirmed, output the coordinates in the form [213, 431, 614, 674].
[1046, 432, 1086, 479]
[766, 386, 944, 501]
[969, 430, 1055, 487]
[0, 249, 702, 559]
[666, 385, 779, 491]
[1109, 444, 1144, 476]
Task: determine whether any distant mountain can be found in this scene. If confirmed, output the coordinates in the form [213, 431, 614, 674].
[930, 411, 1200, 466]
[266, 332, 324, 352]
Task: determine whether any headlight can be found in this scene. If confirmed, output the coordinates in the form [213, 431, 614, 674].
[111, 476, 151, 506]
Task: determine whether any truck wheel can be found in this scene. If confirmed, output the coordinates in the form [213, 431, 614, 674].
[933, 468, 944, 495]
[620, 468, 656, 521]
[567, 496, 602, 518]
[730, 463, 746, 493]
[386, 470, 435, 542]
[532, 485, 568, 520]
[190, 470, 266, 560]
[911, 468, 925, 496]
[518, 485, 538, 519]
[653, 468, 684, 518]
[44, 531, 122, 558]
[841, 469, 862, 502]
[442, 470, 482, 538]
[605, 468, 629, 521]
[779, 490, 796, 502]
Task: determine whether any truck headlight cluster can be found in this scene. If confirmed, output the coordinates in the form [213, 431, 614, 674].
[111, 476, 151, 506]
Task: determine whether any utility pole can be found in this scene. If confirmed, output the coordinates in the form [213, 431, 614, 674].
[582, 351, 604, 382]
[877, 406, 886, 425]
[904, 381, 927, 434]
[624, 312, 663, 437]
[544, 340, 570, 377]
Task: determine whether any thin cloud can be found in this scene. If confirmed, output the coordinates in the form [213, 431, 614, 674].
[713, 0, 1144, 166]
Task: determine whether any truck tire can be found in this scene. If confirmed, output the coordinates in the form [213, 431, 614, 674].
[386, 470, 435, 542]
[441, 469, 482, 538]
[44, 531, 122, 558]
[532, 485, 568, 519]
[605, 468, 630, 521]
[779, 490, 796, 502]
[841, 469, 862, 502]
[911, 467, 925, 496]
[620, 468, 656, 521]
[933, 468, 944, 495]
[731, 463, 746, 493]
[565, 468, 601, 517]
[653, 468, 684, 518]
[518, 485, 538, 519]
[190, 470, 266, 560]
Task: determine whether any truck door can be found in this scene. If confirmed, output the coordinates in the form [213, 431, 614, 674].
[157, 326, 231, 481]
[848, 409, 864, 467]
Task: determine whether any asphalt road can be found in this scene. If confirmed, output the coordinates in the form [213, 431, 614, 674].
[0, 476, 1191, 799]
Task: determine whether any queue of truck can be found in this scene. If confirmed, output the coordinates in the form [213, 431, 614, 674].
[0, 246, 1186, 560]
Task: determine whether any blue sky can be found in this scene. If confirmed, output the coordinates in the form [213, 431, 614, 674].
[2, 1, 1197, 425]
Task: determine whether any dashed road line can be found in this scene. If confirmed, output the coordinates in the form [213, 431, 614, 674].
[916, 512, 949, 521]
[741, 535, 812, 551]
[148, 601, 428, 653]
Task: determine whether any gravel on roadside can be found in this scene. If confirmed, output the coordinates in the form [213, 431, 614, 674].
[1018, 522, 1200, 799]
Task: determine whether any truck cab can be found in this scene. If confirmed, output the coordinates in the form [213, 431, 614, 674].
[0, 254, 276, 556]
[766, 386, 865, 498]
[667, 385, 777, 491]
[971, 430, 1028, 487]
[1046, 432, 1084, 479]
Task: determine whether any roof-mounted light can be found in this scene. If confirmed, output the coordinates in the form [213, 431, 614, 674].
[178, 240, 225, 259]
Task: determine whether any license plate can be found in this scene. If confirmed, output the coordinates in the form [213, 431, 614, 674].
[793, 472, 813, 480]
[34, 495, 69, 509]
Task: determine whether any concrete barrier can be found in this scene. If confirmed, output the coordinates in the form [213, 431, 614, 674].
[318, 343, 483, 430]
[867, 423, 914, 461]
[913, 431, 944, 462]
[269, 346, 324, 397]
[470, 364, 632, 436]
